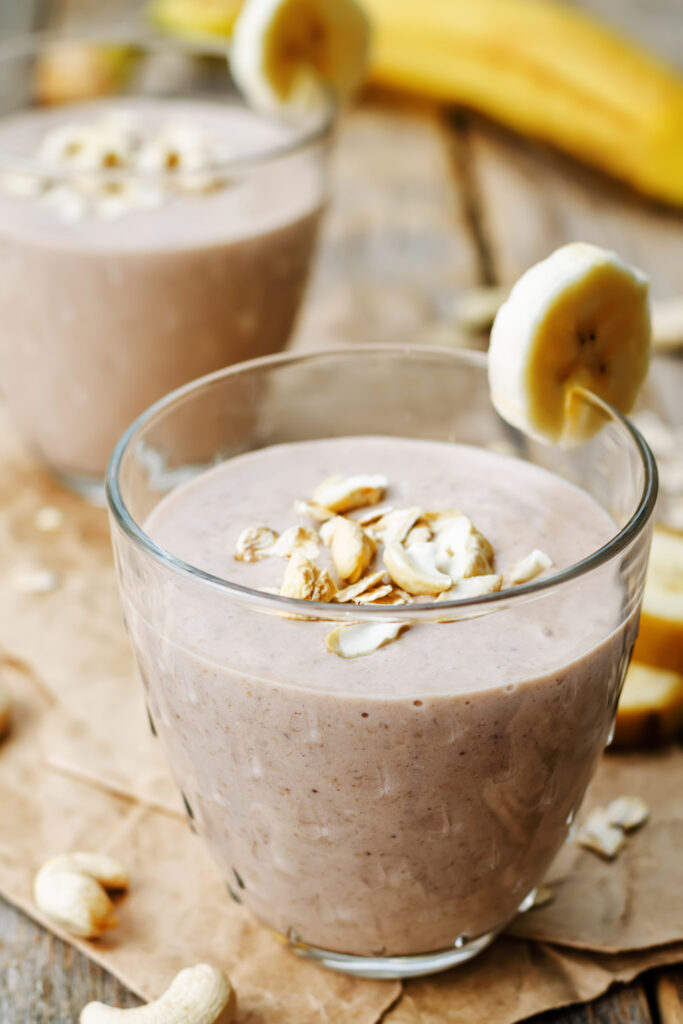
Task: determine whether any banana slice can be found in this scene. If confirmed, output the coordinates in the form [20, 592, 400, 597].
[613, 661, 683, 748]
[230, 0, 370, 114]
[633, 527, 683, 674]
[488, 243, 651, 445]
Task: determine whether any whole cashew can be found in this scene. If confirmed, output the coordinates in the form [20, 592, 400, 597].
[0, 678, 11, 738]
[80, 964, 236, 1024]
[33, 851, 128, 938]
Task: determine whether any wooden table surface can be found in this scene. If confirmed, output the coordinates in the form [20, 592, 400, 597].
[1, 0, 682, 1021]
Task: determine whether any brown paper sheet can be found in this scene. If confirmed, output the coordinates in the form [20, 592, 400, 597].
[509, 750, 683, 952]
[385, 941, 683, 1024]
[1, 410, 682, 1024]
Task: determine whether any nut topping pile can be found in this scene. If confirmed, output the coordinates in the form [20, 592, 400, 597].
[234, 472, 554, 657]
[1, 114, 233, 222]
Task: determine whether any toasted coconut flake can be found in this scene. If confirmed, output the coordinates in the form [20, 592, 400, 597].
[271, 525, 320, 559]
[357, 504, 394, 526]
[373, 507, 422, 545]
[279, 553, 337, 602]
[577, 807, 625, 859]
[312, 474, 387, 513]
[325, 621, 405, 658]
[234, 525, 278, 562]
[605, 795, 649, 832]
[293, 499, 335, 523]
[372, 592, 410, 606]
[510, 549, 553, 585]
[437, 574, 503, 600]
[353, 584, 394, 604]
[335, 571, 387, 604]
[384, 541, 451, 596]
[330, 518, 376, 582]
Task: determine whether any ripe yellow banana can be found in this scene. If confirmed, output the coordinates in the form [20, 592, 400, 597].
[361, 0, 683, 207]
[633, 527, 683, 673]
[148, 0, 243, 39]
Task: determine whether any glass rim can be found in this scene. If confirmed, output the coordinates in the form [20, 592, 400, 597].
[0, 27, 336, 181]
[106, 344, 658, 623]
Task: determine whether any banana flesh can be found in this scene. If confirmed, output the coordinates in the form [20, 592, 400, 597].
[613, 661, 683, 748]
[633, 528, 683, 674]
[231, 0, 369, 114]
[488, 243, 650, 445]
[361, 0, 683, 206]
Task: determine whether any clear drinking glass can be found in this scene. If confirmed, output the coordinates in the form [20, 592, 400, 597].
[0, 30, 333, 500]
[107, 346, 657, 979]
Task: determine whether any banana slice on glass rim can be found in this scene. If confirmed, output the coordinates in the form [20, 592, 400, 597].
[230, 0, 370, 115]
[488, 243, 651, 445]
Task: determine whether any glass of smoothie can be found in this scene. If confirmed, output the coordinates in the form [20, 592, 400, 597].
[107, 346, 656, 979]
[0, 30, 332, 499]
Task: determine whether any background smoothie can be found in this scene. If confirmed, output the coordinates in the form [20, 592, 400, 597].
[122, 436, 637, 958]
[0, 99, 325, 480]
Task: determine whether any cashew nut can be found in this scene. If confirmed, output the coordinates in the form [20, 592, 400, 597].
[34, 852, 128, 938]
[80, 964, 236, 1024]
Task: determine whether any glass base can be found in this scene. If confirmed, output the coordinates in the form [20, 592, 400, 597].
[54, 467, 106, 506]
[285, 928, 499, 979]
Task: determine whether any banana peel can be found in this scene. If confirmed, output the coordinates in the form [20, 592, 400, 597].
[613, 662, 683, 748]
[148, 0, 242, 39]
[361, 0, 683, 207]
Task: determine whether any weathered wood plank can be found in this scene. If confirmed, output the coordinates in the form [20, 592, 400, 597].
[658, 971, 683, 1024]
[0, 897, 141, 1022]
[294, 93, 481, 350]
[531, 983, 652, 1023]
[465, 116, 683, 299]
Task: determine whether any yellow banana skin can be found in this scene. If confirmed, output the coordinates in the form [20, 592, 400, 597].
[361, 0, 683, 206]
[148, 0, 242, 39]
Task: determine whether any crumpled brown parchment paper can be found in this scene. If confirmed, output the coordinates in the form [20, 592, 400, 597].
[0, 408, 682, 1024]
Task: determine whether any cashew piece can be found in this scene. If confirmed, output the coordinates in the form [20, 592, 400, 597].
[80, 964, 236, 1024]
[34, 852, 128, 938]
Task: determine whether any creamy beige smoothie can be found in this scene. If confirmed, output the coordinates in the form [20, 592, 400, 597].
[0, 99, 325, 480]
[125, 435, 635, 958]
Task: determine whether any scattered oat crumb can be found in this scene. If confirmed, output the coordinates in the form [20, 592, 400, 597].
[531, 884, 554, 908]
[234, 525, 278, 562]
[11, 567, 61, 594]
[33, 506, 65, 532]
[279, 553, 336, 602]
[605, 795, 649, 832]
[577, 807, 626, 859]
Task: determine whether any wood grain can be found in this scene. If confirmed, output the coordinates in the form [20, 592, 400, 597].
[465, 117, 683, 297]
[532, 984, 652, 1023]
[0, 897, 141, 1021]
[658, 972, 683, 1024]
